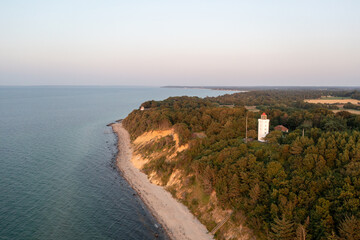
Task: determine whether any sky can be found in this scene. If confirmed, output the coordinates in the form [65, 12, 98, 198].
[0, 0, 359, 86]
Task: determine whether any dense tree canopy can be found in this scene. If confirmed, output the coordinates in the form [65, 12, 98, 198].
[122, 90, 360, 239]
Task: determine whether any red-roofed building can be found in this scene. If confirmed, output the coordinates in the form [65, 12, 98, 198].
[274, 125, 289, 133]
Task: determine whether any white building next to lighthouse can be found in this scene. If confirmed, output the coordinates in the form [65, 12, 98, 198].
[258, 112, 270, 142]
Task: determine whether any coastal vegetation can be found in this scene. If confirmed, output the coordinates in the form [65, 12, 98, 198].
[122, 90, 360, 239]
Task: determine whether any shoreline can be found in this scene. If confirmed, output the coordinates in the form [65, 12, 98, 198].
[111, 122, 214, 240]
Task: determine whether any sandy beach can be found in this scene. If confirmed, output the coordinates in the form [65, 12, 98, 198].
[112, 123, 214, 240]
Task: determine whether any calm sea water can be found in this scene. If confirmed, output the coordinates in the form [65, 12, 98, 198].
[0, 86, 226, 240]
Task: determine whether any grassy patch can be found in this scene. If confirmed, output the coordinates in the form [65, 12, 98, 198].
[190, 179, 210, 205]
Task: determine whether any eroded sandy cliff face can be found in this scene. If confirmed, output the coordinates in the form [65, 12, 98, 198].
[130, 129, 253, 240]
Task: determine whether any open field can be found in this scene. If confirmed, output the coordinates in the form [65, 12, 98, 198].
[332, 109, 360, 115]
[245, 106, 260, 112]
[305, 99, 360, 105]
[305, 98, 360, 115]
[320, 96, 349, 100]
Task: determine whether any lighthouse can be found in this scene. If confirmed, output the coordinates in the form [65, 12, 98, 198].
[258, 112, 270, 142]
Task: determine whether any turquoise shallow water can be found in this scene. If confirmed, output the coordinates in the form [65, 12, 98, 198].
[0, 86, 225, 240]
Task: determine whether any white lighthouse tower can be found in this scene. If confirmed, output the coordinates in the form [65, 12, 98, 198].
[258, 112, 270, 142]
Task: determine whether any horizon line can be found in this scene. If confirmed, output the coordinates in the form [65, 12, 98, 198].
[1, 84, 360, 88]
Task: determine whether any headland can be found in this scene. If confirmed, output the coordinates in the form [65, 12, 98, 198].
[111, 122, 213, 240]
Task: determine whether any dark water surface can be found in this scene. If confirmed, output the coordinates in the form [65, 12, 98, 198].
[0, 86, 226, 240]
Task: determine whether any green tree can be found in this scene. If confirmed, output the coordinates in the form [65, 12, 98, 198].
[269, 215, 296, 240]
[339, 215, 360, 240]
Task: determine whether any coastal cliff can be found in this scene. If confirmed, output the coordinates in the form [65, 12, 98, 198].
[120, 92, 360, 240]
[112, 123, 214, 240]
[126, 126, 253, 240]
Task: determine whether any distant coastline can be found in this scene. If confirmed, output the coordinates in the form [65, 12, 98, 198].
[162, 85, 360, 91]
[162, 86, 245, 92]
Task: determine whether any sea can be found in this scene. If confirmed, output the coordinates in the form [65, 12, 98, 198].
[0, 86, 227, 240]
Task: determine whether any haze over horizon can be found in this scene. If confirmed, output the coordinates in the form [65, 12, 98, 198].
[1, 1, 359, 86]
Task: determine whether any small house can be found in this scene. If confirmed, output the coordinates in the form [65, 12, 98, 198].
[274, 125, 289, 133]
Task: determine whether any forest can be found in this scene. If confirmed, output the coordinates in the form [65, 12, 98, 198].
[122, 90, 360, 240]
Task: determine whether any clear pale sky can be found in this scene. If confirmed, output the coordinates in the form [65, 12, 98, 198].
[0, 1, 359, 86]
